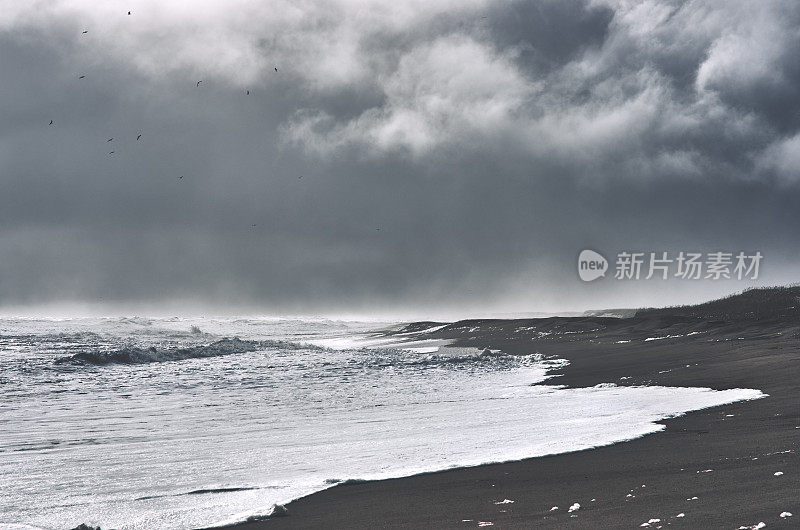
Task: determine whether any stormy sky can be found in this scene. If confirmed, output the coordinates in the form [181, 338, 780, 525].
[1, 0, 799, 318]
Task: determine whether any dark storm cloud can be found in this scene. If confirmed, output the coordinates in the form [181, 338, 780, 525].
[1, 0, 799, 316]
[486, 0, 614, 74]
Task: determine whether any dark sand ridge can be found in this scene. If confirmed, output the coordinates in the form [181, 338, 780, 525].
[219, 287, 800, 529]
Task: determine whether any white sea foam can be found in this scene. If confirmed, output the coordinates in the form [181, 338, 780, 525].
[401, 346, 441, 354]
[0, 317, 766, 530]
[644, 334, 684, 341]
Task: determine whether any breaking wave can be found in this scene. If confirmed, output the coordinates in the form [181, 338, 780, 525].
[53, 338, 318, 366]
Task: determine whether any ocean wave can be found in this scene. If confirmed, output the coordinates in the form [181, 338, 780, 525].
[360, 347, 527, 370]
[53, 338, 316, 366]
[135, 486, 269, 501]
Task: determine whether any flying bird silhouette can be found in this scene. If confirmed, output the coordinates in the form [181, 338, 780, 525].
[79, 75, 85, 79]
[137, 134, 142, 140]
[127, 11, 131, 15]
[246, 89, 249, 95]
[82, 30, 88, 34]
[196, 80, 202, 87]
[178, 176, 184, 180]
[274, 67, 278, 72]
[108, 151, 115, 155]
[49, 120, 53, 125]
[107, 138, 113, 142]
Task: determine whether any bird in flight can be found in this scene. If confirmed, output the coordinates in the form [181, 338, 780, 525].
[127, 11, 131, 15]
[82, 30, 88, 34]
[274, 67, 278, 72]
[79, 75, 85, 79]
[137, 134, 142, 140]
[298, 175, 303, 179]
[178, 175, 184, 180]
[49, 120, 54, 125]
[108, 151, 115, 155]
[246, 89, 249, 95]
[196, 80, 202, 87]
[107, 138, 113, 142]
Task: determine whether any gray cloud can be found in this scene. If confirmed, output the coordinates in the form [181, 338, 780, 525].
[0, 0, 799, 316]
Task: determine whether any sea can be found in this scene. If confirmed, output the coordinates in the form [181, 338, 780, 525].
[0, 317, 764, 529]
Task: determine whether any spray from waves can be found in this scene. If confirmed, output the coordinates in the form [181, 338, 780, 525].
[53, 338, 324, 366]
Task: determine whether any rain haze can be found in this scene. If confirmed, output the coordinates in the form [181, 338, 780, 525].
[2, 0, 800, 318]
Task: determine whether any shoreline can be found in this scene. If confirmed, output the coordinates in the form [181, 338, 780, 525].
[226, 315, 799, 529]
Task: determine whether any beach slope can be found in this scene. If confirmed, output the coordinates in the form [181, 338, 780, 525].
[230, 287, 800, 529]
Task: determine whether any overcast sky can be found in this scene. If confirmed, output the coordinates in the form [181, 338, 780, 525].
[1, 0, 799, 318]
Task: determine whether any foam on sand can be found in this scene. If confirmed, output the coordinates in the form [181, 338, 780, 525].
[201, 381, 763, 528]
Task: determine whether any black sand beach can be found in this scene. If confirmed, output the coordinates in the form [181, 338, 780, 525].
[230, 288, 799, 529]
